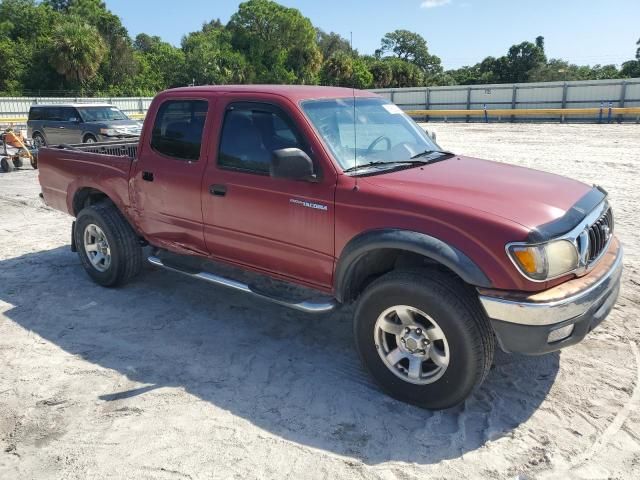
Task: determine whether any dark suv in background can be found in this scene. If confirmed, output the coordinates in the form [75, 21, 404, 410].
[27, 103, 142, 146]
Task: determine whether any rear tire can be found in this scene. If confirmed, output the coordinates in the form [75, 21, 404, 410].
[74, 201, 142, 287]
[1, 157, 14, 172]
[354, 269, 494, 409]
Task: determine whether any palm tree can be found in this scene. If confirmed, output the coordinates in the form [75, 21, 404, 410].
[49, 18, 106, 87]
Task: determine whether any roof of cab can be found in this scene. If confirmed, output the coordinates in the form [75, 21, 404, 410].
[164, 85, 380, 102]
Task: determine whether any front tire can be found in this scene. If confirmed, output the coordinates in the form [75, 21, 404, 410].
[83, 134, 97, 143]
[32, 133, 46, 148]
[74, 201, 142, 287]
[354, 269, 494, 409]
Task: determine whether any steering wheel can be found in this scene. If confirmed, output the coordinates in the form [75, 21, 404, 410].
[366, 135, 392, 153]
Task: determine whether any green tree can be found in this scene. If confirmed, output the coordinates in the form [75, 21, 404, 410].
[182, 26, 251, 85]
[132, 33, 186, 91]
[316, 29, 352, 59]
[66, 0, 139, 89]
[377, 29, 442, 76]
[228, 0, 322, 84]
[48, 18, 106, 87]
[500, 40, 547, 83]
[365, 58, 393, 88]
[320, 51, 371, 88]
[384, 57, 425, 88]
[0, 0, 64, 93]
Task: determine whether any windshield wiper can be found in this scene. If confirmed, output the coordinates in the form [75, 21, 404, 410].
[343, 160, 430, 173]
[410, 149, 454, 160]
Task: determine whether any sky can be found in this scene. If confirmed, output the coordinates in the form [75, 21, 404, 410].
[104, 0, 640, 69]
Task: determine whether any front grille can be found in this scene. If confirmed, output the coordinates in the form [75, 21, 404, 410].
[587, 207, 614, 263]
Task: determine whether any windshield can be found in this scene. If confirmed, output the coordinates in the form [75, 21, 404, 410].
[301, 97, 440, 171]
[78, 106, 129, 122]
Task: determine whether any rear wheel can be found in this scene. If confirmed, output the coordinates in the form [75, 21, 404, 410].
[1, 157, 14, 172]
[354, 269, 494, 409]
[74, 201, 142, 287]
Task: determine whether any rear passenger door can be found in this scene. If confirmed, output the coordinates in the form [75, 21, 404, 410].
[41, 107, 66, 145]
[130, 97, 212, 254]
[57, 107, 82, 144]
[202, 100, 337, 290]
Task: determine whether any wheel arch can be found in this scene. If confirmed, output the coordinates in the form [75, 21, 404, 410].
[334, 229, 493, 303]
[72, 187, 113, 216]
[82, 132, 98, 143]
[32, 130, 46, 143]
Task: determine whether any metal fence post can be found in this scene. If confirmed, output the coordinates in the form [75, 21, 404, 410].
[390, 90, 395, 104]
[466, 86, 471, 123]
[509, 84, 517, 122]
[618, 81, 627, 123]
[561, 82, 568, 123]
[598, 102, 604, 123]
[425, 88, 430, 122]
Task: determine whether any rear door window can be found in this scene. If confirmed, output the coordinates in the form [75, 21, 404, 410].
[45, 107, 64, 121]
[29, 107, 44, 121]
[151, 100, 208, 161]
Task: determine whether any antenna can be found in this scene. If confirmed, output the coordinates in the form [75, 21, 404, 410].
[350, 31, 358, 190]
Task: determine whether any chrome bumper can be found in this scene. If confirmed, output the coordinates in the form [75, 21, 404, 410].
[479, 240, 623, 327]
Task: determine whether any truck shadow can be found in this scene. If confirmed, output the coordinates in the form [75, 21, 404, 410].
[0, 246, 559, 465]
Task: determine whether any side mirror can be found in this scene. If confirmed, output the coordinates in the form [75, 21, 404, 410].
[271, 148, 316, 181]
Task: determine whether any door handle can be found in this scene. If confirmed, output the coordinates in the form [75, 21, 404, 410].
[142, 171, 154, 182]
[209, 184, 227, 196]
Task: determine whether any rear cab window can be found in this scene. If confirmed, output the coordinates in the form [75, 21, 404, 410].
[151, 100, 208, 161]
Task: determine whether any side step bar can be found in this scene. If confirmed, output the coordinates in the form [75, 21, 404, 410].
[147, 256, 338, 314]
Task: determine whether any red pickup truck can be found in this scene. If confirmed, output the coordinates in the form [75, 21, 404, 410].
[38, 85, 622, 409]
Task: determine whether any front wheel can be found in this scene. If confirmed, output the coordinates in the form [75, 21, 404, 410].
[354, 269, 494, 409]
[32, 133, 46, 148]
[83, 134, 97, 143]
[74, 201, 142, 287]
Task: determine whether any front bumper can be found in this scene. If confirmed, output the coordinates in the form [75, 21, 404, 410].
[478, 237, 623, 354]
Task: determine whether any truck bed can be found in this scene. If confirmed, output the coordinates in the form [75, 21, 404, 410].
[54, 140, 138, 159]
[38, 140, 137, 216]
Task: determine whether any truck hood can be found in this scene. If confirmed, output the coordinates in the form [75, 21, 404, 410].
[363, 156, 592, 230]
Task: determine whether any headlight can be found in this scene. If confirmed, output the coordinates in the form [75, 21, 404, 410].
[507, 239, 578, 281]
[100, 128, 119, 136]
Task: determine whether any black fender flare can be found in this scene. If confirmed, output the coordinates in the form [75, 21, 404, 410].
[334, 229, 493, 302]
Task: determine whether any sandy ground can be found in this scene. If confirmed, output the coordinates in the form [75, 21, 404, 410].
[1, 123, 639, 480]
